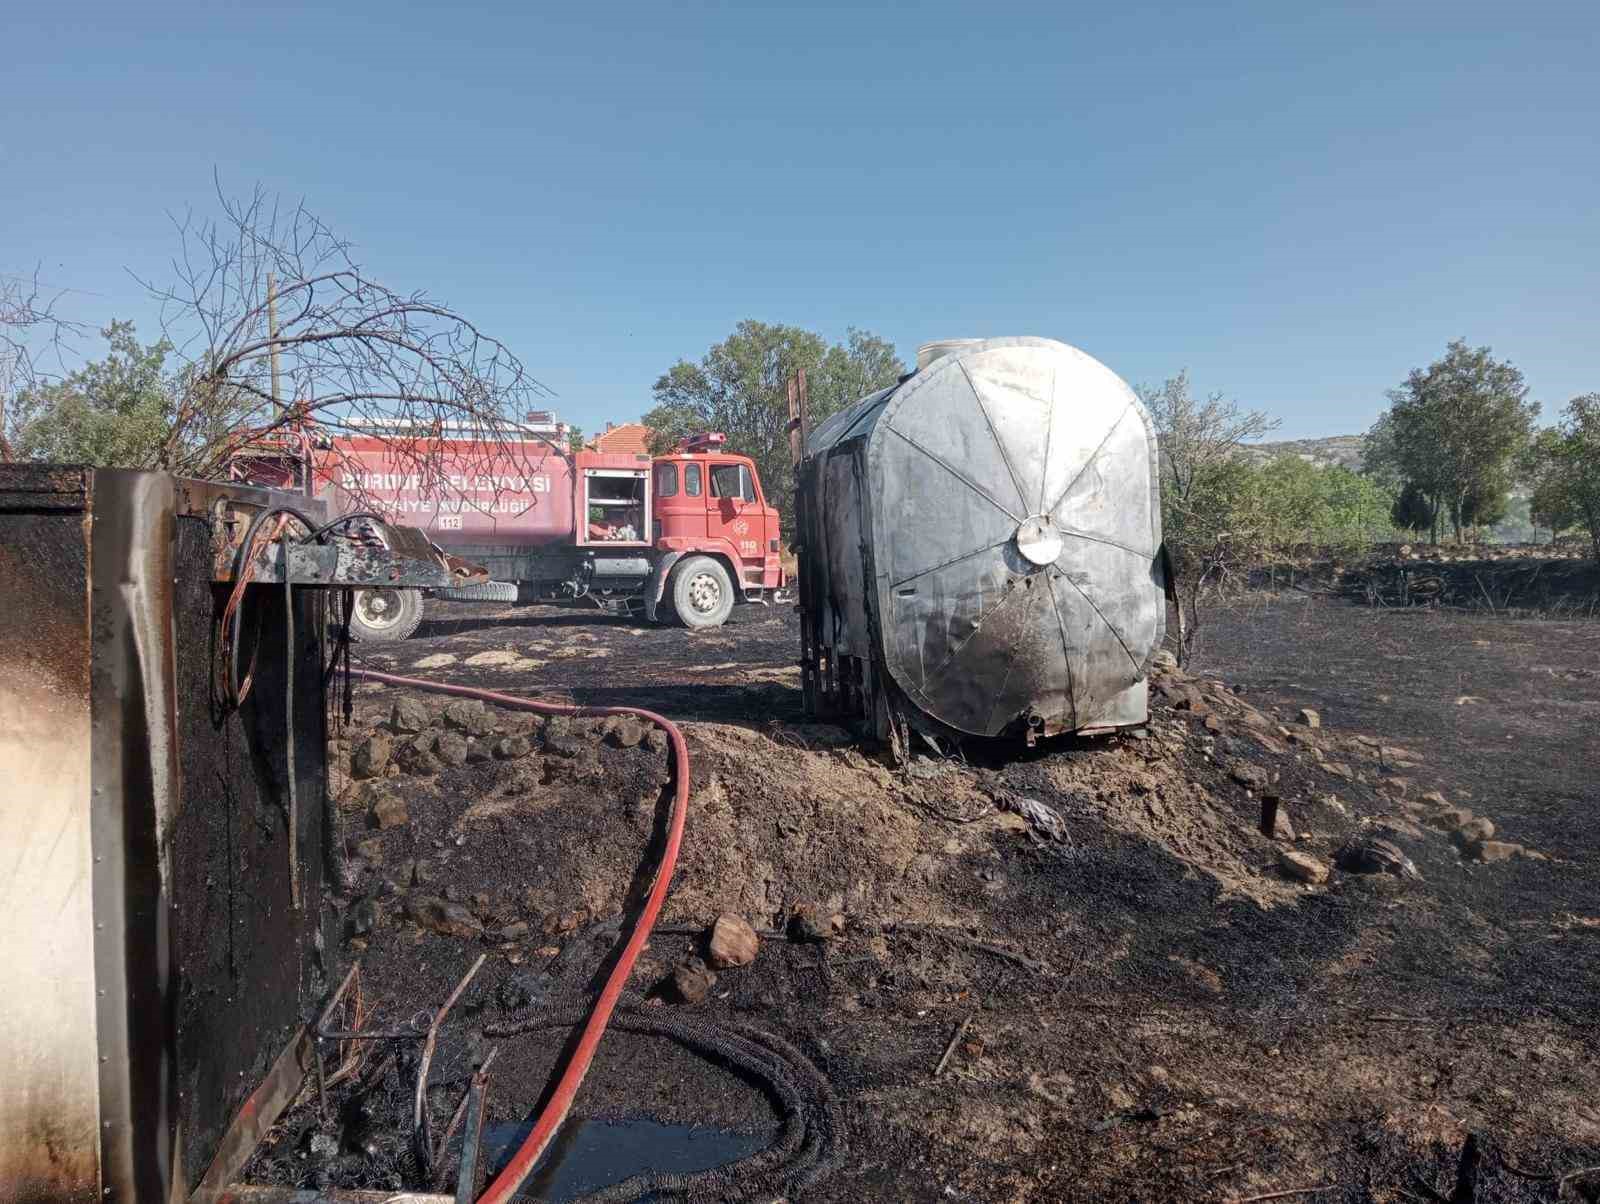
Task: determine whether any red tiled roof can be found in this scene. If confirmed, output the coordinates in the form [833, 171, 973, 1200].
[589, 422, 654, 456]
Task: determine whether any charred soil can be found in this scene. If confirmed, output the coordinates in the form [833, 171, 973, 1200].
[247, 600, 1600, 1202]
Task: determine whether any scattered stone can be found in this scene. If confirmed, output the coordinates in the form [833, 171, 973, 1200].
[1260, 797, 1296, 842]
[543, 717, 585, 758]
[1158, 681, 1203, 711]
[1297, 708, 1321, 729]
[442, 699, 496, 736]
[466, 741, 492, 764]
[370, 794, 408, 830]
[352, 732, 392, 779]
[672, 958, 717, 1004]
[434, 730, 469, 767]
[1278, 848, 1329, 885]
[1202, 714, 1224, 734]
[1152, 649, 1179, 671]
[1452, 817, 1496, 848]
[1251, 731, 1289, 756]
[1322, 761, 1355, 782]
[707, 913, 759, 969]
[391, 697, 430, 734]
[497, 920, 531, 942]
[645, 728, 670, 754]
[494, 735, 533, 760]
[403, 894, 482, 939]
[790, 905, 845, 943]
[542, 909, 588, 936]
[1420, 790, 1450, 808]
[1469, 840, 1523, 863]
[394, 733, 439, 775]
[1335, 837, 1421, 880]
[1315, 793, 1348, 816]
[1423, 806, 1473, 831]
[1230, 762, 1269, 791]
[602, 716, 648, 748]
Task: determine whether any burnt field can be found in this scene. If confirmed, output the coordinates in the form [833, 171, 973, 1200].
[266, 593, 1600, 1202]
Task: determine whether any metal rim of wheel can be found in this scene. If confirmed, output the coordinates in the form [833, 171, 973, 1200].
[686, 570, 723, 615]
[354, 588, 406, 631]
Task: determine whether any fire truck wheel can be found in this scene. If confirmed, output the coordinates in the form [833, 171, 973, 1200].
[347, 587, 424, 643]
[669, 555, 734, 629]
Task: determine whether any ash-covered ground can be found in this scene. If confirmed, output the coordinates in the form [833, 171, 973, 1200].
[249, 594, 1600, 1202]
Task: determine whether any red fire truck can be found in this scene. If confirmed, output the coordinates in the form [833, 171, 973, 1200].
[235, 421, 784, 640]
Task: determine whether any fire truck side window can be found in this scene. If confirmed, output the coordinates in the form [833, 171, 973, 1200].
[656, 463, 678, 497]
[684, 464, 702, 496]
[711, 463, 745, 499]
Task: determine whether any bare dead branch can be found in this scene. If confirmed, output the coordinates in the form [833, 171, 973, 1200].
[131, 178, 559, 510]
[0, 267, 88, 458]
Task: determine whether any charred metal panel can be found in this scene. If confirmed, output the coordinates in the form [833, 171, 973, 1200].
[798, 338, 1166, 742]
[0, 471, 100, 1203]
[0, 466, 334, 1201]
[169, 507, 331, 1189]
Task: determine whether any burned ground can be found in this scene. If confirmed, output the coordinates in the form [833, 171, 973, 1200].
[249, 594, 1600, 1202]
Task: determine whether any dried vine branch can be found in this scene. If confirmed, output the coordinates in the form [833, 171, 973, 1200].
[133, 176, 562, 512]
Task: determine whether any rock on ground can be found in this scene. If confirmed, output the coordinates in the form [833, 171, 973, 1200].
[403, 894, 481, 939]
[1278, 848, 1329, 885]
[391, 697, 430, 734]
[370, 794, 408, 830]
[707, 913, 759, 969]
[352, 733, 392, 779]
[672, 957, 717, 1003]
[1470, 839, 1523, 863]
[1452, 817, 1496, 848]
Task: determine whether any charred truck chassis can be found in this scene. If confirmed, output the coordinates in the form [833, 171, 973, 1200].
[0, 465, 475, 1203]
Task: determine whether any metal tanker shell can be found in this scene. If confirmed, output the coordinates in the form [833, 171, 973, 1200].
[802, 336, 1165, 741]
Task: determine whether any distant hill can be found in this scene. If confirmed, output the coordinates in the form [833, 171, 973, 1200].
[1238, 434, 1366, 471]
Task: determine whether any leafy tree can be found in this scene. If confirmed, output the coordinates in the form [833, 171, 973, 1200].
[1369, 340, 1538, 542]
[1138, 370, 1279, 568]
[9, 322, 178, 467]
[1320, 464, 1396, 544]
[1391, 481, 1436, 534]
[1526, 394, 1600, 561]
[643, 321, 905, 533]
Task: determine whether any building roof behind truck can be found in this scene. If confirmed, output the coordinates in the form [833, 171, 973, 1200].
[588, 421, 654, 456]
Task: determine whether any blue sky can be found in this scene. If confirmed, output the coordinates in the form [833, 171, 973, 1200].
[4, 1, 1596, 440]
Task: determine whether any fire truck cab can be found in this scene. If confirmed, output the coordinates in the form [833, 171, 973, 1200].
[647, 433, 784, 625]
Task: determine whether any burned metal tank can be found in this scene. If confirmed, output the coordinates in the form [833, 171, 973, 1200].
[794, 336, 1167, 745]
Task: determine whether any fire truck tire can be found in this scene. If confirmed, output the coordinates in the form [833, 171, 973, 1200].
[668, 555, 734, 629]
[347, 587, 424, 643]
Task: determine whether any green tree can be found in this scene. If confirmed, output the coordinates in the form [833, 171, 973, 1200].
[1526, 394, 1600, 561]
[9, 322, 178, 467]
[1369, 339, 1538, 543]
[1391, 481, 1436, 535]
[1137, 370, 1278, 569]
[642, 321, 905, 533]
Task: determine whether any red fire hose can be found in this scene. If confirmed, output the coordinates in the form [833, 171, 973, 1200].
[348, 669, 691, 1203]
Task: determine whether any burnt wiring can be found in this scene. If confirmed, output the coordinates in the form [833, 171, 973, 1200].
[217, 504, 372, 910]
